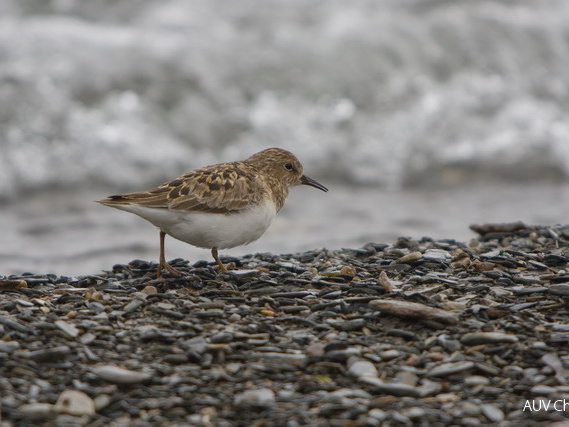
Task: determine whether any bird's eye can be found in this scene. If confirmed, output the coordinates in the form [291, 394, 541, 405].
[284, 163, 294, 171]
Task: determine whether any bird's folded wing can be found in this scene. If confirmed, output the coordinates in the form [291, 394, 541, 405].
[97, 163, 261, 214]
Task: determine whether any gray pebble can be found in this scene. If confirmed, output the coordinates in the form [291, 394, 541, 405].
[437, 334, 462, 352]
[462, 401, 481, 416]
[124, 299, 145, 313]
[55, 320, 80, 338]
[234, 388, 275, 406]
[163, 354, 189, 364]
[94, 395, 111, 411]
[464, 375, 490, 387]
[427, 361, 475, 377]
[423, 249, 452, 262]
[368, 408, 387, 421]
[0, 341, 20, 353]
[395, 370, 418, 386]
[461, 332, 518, 345]
[401, 407, 426, 419]
[211, 332, 235, 343]
[348, 360, 379, 378]
[379, 349, 401, 360]
[548, 284, 569, 296]
[29, 346, 71, 362]
[332, 318, 366, 331]
[17, 403, 55, 419]
[54, 390, 95, 417]
[91, 365, 152, 384]
[360, 377, 420, 397]
[249, 352, 307, 366]
[530, 385, 556, 395]
[392, 251, 423, 264]
[480, 404, 504, 422]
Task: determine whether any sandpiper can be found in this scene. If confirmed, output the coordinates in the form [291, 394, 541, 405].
[97, 148, 328, 277]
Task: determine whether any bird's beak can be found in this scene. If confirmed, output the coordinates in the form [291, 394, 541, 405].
[300, 175, 328, 192]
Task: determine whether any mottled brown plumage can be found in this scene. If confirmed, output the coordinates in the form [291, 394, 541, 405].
[105, 162, 261, 214]
[97, 148, 328, 276]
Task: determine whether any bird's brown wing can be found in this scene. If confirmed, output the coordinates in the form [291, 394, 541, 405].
[97, 162, 261, 214]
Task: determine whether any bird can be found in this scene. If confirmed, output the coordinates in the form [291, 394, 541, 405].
[97, 148, 328, 277]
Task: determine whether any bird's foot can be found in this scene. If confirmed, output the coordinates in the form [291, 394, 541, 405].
[157, 261, 182, 278]
[212, 247, 232, 273]
[216, 261, 238, 274]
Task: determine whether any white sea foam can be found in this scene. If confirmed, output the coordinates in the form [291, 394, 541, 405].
[0, 0, 568, 200]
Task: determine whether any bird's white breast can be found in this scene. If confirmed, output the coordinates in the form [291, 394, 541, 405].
[111, 200, 277, 250]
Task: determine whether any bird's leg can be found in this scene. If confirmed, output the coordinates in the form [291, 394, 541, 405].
[211, 247, 228, 273]
[157, 231, 181, 278]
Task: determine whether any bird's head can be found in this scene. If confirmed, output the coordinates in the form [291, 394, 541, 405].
[246, 148, 328, 192]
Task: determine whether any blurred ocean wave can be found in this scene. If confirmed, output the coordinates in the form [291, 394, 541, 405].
[1, 0, 569, 200]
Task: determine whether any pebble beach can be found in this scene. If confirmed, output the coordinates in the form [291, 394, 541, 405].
[2, 223, 569, 425]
